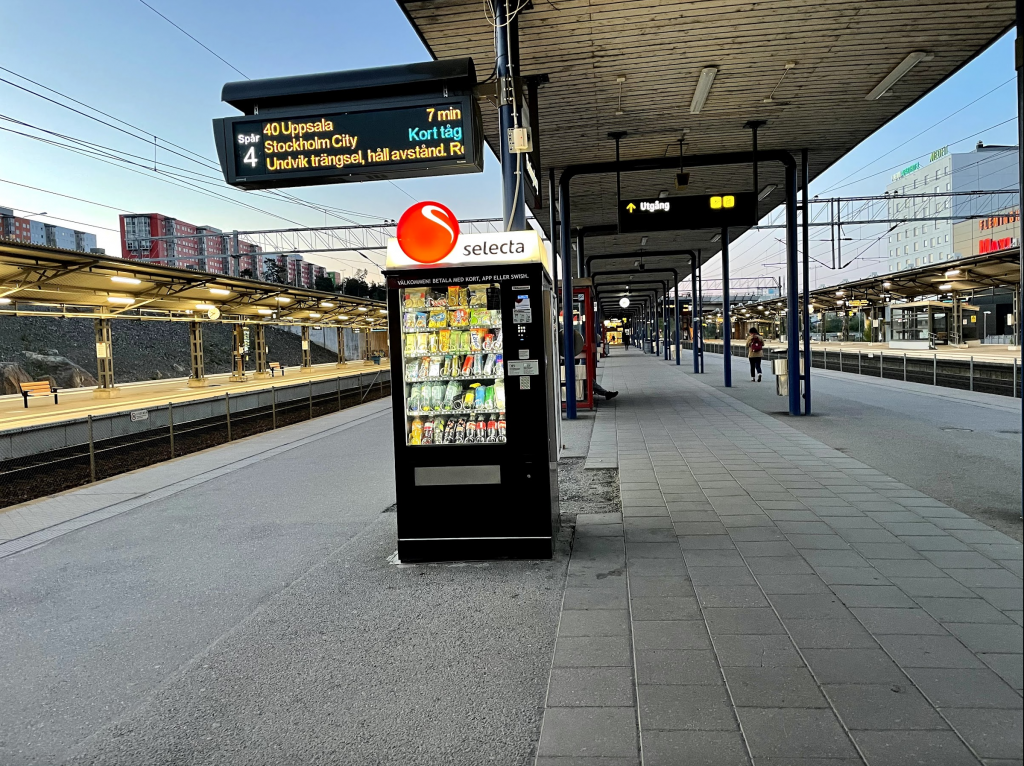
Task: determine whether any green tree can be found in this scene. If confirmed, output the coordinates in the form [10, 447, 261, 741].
[314, 275, 336, 292]
[263, 258, 287, 284]
[239, 267, 254, 279]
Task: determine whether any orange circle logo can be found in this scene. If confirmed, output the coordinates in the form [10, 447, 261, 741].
[396, 202, 460, 263]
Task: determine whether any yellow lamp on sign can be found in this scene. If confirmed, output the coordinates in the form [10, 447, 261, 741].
[710, 196, 722, 210]
[723, 195, 735, 208]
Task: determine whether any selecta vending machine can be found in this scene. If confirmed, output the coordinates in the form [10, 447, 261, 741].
[384, 203, 559, 562]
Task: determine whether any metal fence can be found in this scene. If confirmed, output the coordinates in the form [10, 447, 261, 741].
[682, 341, 1022, 399]
[0, 370, 390, 510]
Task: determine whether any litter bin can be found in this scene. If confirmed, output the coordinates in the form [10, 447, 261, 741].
[370, 352, 383, 365]
[643, 340, 653, 353]
[772, 358, 788, 396]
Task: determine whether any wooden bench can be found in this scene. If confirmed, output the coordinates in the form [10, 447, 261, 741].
[268, 362, 285, 377]
[19, 380, 58, 408]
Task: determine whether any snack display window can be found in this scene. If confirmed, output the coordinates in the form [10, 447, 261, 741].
[400, 283, 506, 446]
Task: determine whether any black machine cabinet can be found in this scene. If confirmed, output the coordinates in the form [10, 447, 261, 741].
[385, 261, 559, 562]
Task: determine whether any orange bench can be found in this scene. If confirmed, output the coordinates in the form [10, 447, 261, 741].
[268, 362, 285, 377]
[19, 380, 58, 408]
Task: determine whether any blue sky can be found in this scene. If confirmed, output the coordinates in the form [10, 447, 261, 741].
[0, 2, 1017, 286]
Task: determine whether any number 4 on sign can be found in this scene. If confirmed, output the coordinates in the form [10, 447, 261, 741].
[243, 146, 257, 167]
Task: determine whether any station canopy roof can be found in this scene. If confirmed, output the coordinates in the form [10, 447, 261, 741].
[729, 248, 1020, 320]
[0, 240, 387, 328]
[398, 0, 1015, 282]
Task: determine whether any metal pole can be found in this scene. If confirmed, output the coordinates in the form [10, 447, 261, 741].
[576, 232, 585, 291]
[337, 375, 342, 411]
[87, 415, 95, 481]
[785, 162, 801, 416]
[673, 269, 681, 366]
[548, 168, 558, 279]
[801, 148, 812, 415]
[691, 254, 699, 372]
[225, 392, 232, 441]
[880, 350, 884, 379]
[858, 350, 862, 375]
[1017, 0, 1023, 455]
[168, 401, 174, 458]
[970, 355, 974, 391]
[559, 172, 577, 419]
[722, 228, 733, 387]
[309, 380, 314, 419]
[272, 386, 277, 429]
[494, 0, 526, 231]
[933, 354, 937, 386]
[903, 353, 907, 382]
[697, 252, 705, 373]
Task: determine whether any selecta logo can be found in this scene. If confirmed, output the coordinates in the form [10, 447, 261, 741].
[396, 202, 460, 263]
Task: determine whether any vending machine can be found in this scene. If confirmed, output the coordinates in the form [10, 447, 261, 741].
[384, 206, 559, 562]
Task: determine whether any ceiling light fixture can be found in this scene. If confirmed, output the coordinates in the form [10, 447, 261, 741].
[640, 236, 649, 247]
[658, 190, 670, 199]
[866, 52, 933, 101]
[882, 281, 892, 289]
[939, 283, 952, 291]
[710, 233, 722, 242]
[107, 296, 134, 305]
[689, 67, 718, 114]
[111, 276, 141, 285]
[209, 288, 231, 295]
[274, 297, 290, 303]
[944, 269, 960, 277]
[320, 302, 334, 308]
[257, 308, 273, 315]
[0, 297, 12, 305]
[758, 184, 777, 201]
[619, 297, 631, 308]
[309, 312, 321, 318]
[195, 303, 216, 310]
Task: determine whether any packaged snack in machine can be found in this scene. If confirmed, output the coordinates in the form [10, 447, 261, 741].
[494, 379, 506, 411]
[422, 419, 434, 445]
[409, 417, 423, 445]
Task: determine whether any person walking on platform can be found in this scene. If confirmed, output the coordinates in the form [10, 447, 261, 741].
[746, 327, 764, 382]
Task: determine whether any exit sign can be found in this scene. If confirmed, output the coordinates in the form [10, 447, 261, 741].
[618, 193, 757, 234]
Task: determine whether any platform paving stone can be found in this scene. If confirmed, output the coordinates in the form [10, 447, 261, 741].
[535, 351, 1022, 764]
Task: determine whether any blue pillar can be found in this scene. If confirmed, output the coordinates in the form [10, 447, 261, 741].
[691, 255, 699, 372]
[801, 149, 812, 415]
[785, 162, 801, 416]
[558, 173, 576, 419]
[722, 228, 732, 388]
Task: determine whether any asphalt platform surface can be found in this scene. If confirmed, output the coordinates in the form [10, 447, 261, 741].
[0, 403, 569, 765]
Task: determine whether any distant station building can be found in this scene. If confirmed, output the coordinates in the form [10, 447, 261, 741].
[885, 143, 1019, 272]
[1, 207, 96, 252]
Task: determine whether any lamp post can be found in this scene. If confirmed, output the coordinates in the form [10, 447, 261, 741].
[983, 310, 991, 343]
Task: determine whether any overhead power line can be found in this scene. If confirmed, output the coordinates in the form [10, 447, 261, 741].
[136, 0, 249, 79]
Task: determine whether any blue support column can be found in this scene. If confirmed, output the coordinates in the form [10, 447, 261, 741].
[801, 149, 812, 415]
[691, 255, 699, 372]
[558, 172, 576, 419]
[785, 162, 801, 416]
[722, 228, 732, 388]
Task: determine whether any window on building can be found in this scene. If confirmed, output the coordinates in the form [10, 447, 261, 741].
[946, 183, 951, 191]
[915, 257, 921, 267]
[913, 227, 919, 236]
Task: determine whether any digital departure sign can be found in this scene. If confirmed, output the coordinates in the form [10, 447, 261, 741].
[618, 192, 758, 233]
[214, 96, 483, 190]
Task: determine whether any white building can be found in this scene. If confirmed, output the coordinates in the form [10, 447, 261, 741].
[885, 143, 1018, 272]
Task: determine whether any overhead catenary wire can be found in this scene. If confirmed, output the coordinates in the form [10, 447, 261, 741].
[0, 69, 395, 226]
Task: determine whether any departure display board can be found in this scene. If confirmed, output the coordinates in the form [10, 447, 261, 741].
[214, 95, 482, 190]
[618, 193, 758, 233]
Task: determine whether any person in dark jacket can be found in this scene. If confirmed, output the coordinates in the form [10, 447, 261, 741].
[746, 327, 764, 382]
